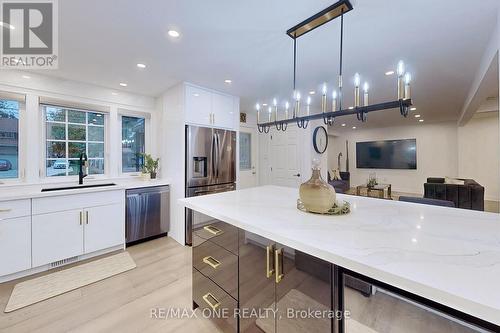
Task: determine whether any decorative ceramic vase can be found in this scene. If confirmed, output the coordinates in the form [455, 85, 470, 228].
[299, 160, 336, 214]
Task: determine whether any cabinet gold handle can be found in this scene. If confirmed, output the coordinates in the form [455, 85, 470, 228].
[202, 293, 220, 311]
[79, 211, 83, 225]
[85, 211, 89, 224]
[266, 245, 275, 278]
[203, 256, 221, 269]
[275, 248, 284, 283]
[0, 208, 12, 212]
[204, 225, 223, 236]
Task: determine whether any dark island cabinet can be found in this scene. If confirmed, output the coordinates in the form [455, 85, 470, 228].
[192, 217, 335, 333]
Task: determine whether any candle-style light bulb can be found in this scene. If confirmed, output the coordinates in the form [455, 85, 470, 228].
[397, 60, 405, 99]
[294, 91, 301, 118]
[272, 98, 278, 122]
[321, 83, 327, 113]
[354, 73, 361, 107]
[306, 96, 311, 116]
[285, 101, 290, 120]
[404, 72, 412, 100]
[397, 60, 405, 77]
[332, 90, 337, 111]
[363, 82, 369, 106]
[256, 103, 261, 124]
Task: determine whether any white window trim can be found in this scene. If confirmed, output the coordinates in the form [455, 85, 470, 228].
[118, 110, 151, 177]
[0, 93, 26, 185]
[39, 104, 109, 182]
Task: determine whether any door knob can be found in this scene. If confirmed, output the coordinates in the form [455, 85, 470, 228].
[293, 173, 301, 177]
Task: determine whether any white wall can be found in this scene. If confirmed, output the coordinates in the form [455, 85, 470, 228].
[0, 70, 158, 184]
[328, 122, 459, 195]
[458, 113, 499, 201]
[159, 84, 185, 244]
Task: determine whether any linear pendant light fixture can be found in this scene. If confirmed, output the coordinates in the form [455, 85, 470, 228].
[257, 0, 413, 133]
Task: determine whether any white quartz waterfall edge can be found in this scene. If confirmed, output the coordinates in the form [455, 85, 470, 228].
[4, 252, 136, 313]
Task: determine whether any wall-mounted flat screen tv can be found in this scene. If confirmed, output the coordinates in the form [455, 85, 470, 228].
[356, 139, 417, 169]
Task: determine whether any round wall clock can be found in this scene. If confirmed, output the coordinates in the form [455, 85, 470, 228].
[313, 126, 328, 154]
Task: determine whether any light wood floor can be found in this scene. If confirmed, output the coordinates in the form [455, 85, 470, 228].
[0, 237, 219, 333]
[0, 237, 484, 333]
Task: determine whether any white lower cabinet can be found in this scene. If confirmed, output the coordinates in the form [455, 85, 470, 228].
[84, 203, 124, 254]
[31, 190, 125, 268]
[32, 209, 84, 267]
[0, 216, 31, 276]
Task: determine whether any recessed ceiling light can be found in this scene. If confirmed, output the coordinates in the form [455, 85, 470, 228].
[224, 79, 232, 84]
[168, 30, 180, 38]
[0, 22, 15, 30]
[348, 106, 354, 110]
[111, 92, 119, 96]
[385, 71, 395, 76]
[418, 119, 424, 122]
[352, 126, 356, 129]
[309, 90, 315, 95]
[136, 63, 146, 69]
[411, 238, 418, 243]
[262, 103, 268, 106]
[193, 93, 200, 97]
[119, 82, 128, 87]
[341, 123, 346, 127]
[410, 107, 417, 111]
[414, 114, 421, 118]
[21, 75, 30, 79]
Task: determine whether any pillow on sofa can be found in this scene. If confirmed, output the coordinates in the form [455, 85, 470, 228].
[445, 177, 465, 185]
[329, 169, 341, 180]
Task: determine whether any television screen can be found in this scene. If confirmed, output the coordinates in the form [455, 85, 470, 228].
[356, 139, 417, 169]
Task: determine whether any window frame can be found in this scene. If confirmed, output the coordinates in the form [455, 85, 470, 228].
[0, 92, 26, 184]
[118, 111, 151, 177]
[40, 104, 109, 181]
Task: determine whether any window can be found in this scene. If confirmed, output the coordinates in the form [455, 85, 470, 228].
[121, 116, 145, 173]
[239, 132, 251, 170]
[44, 105, 105, 177]
[0, 98, 21, 179]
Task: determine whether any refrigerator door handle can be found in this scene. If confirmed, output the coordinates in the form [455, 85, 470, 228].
[215, 132, 220, 179]
[211, 132, 216, 179]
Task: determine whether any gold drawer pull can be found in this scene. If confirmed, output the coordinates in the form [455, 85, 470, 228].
[203, 256, 221, 269]
[275, 248, 284, 283]
[266, 245, 275, 278]
[0, 208, 12, 212]
[202, 293, 220, 311]
[204, 225, 223, 236]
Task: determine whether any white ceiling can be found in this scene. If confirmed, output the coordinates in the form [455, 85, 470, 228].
[35, 0, 499, 127]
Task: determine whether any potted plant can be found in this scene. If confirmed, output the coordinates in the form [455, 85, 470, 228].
[141, 153, 160, 179]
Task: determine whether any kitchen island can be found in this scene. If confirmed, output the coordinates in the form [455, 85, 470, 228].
[180, 185, 500, 333]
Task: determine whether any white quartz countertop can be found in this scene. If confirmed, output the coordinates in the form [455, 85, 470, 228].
[180, 185, 500, 326]
[0, 178, 171, 201]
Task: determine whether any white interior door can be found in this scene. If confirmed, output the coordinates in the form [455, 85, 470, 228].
[269, 125, 302, 187]
[239, 127, 258, 188]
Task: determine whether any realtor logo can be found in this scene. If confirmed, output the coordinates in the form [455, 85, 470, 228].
[1, 0, 58, 69]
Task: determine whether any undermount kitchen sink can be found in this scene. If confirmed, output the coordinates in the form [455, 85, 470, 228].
[41, 183, 117, 192]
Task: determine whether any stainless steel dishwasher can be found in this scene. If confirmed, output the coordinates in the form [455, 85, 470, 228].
[126, 185, 170, 245]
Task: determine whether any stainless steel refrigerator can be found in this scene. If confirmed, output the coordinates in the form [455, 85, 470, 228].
[185, 125, 236, 245]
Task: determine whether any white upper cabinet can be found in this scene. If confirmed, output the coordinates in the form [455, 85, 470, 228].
[185, 83, 238, 130]
[185, 85, 212, 127]
[212, 93, 236, 129]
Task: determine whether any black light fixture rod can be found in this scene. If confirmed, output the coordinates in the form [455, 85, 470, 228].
[293, 35, 297, 91]
[339, 9, 344, 110]
[258, 99, 412, 127]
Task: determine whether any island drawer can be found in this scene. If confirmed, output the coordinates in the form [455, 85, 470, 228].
[193, 236, 238, 299]
[194, 221, 238, 255]
[0, 199, 31, 219]
[193, 268, 237, 333]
